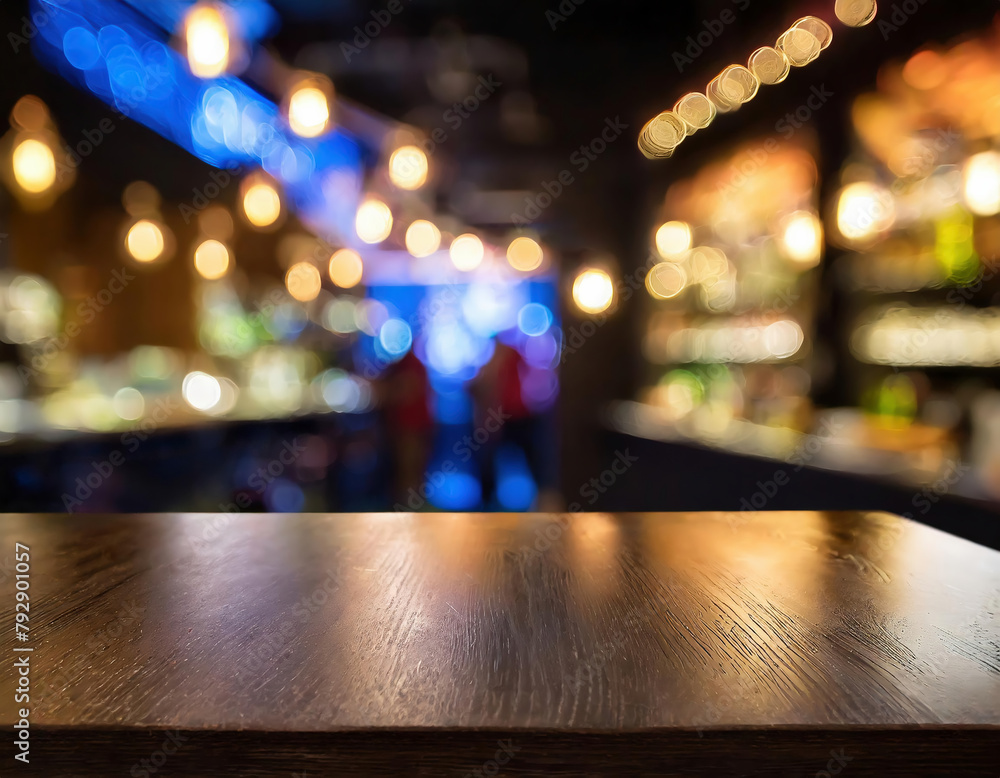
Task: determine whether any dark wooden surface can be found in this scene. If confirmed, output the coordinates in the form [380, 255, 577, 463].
[1, 511, 998, 776]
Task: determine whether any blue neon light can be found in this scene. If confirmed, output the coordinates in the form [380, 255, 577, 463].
[31, 0, 363, 241]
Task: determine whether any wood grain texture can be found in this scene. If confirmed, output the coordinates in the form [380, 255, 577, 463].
[1, 511, 998, 776]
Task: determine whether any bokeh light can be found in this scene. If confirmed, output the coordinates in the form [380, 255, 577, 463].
[388, 145, 429, 190]
[285, 261, 322, 302]
[126, 219, 166, 263]
[405, 219, 441, 257]
[646, 262, 688, 299]
[835, 182, 895, 244]
[963, 151, 1000, 217]
[572, 268, 614, 314]
[779, 211, 823, 266]
[193, 239, 230, 279]
[450, 233, 485, 271]
[506, 236, 544, 271]
[673, 92, 716, 133]
[378, 318, 413, 358]
[184, 3, 230, 78]
[287, 83, 330, 138]
[655, 221, 692, 259]
[835, 0, 878, 27]
[12, 138, 56, 194]
[242, 180, 281, 228]
[328, 248, 363, 288]
[355, 199, 393, 244]
[182, 371, 222, 411]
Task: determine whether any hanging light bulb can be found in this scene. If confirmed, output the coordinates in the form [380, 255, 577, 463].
[241, 178, 281, 228]
[126, 220, 167, 263]
[287, 77, 332, 138]
[184, 3, 230, 78]
[193, 239, 231, 279]
[11, 138, 56, 194]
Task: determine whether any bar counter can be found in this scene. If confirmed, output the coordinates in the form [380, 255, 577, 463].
[1, 511, 998, 775]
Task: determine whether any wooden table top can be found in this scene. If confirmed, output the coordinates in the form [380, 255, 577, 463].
[2, 511, 998, 776]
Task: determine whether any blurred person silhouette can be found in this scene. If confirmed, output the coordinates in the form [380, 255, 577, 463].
[472, 338, 546, 508]
[381, 350, 433, 507]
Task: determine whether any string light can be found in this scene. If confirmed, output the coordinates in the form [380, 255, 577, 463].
[193, 239, 230, 279]
[835, 0, 878, 27]
[655, 221, 692, 259]
[450, 234, 485, 271]
[506, 236, 544, 271]
[328, 248, 363, 288]
[184, 3, 229, 78]
[389, 145, 429, 190]
[286, 261, 322, 302]
[355, 199, 393, 244]
[405, 220, 441, 257]
[242, 179, 281, 228]
[126, 219, 166, 263]
[287, 81, 331, 138]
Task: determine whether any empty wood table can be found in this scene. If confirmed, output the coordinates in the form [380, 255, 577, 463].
[1, 511, 998, 776]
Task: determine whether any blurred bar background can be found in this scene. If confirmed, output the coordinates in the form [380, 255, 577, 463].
[0, 0, 998, 545]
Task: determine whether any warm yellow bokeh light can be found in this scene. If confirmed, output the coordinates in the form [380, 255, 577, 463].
[573, 268, 614, 314]
[355, 199, 393, 244]
[328, 248, 364, 288]
[646, 263, 688, 300]
[193, 239, 230, 280]
[449, 233, 485, 271]
[242, 181, 281, 227]
[288, 85, 330, 138]
[963, 151, 1000, 217]
[389, 145, 429, 190]
[286, 261, 322, 301]
[506, 236, 544, 271]
[185, 4, 229, 78]
[779, 211, 823, 266]
[836, 182, 895, 243]
[835, 0, 877, 27]
[405, 220, 441, 258]
[655, 221, 692, 259]
[12, 138, 56, 194]
[126, 220, 166, 263]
